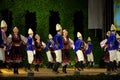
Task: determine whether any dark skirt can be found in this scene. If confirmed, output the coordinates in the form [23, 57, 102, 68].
[62, 49, 70, 63]
[5, 51, 11, 63]
[33, 51, 43, 65]
[103, 51, 110, 63]
[9, 46, 22, 63]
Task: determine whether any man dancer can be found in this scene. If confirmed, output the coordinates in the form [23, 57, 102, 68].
[46, 34, 55, 69]
[26, 28, 35, 71]
[53, 24, 64, 73]
[74, 32, 84, 71]
[0, 20, 7, 73]
[107, 24, 118, 73]
[84, 37, 94, 68]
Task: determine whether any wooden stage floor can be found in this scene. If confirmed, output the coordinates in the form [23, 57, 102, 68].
[0, 68, 119, 77]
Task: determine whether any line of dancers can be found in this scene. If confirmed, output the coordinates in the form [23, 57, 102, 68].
[0, 20, 95, 74]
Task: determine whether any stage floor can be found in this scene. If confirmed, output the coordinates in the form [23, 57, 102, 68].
[0, 68, 119, 77]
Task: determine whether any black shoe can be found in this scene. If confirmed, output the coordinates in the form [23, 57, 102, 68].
[35, 68, 39, 72]
[47, 62, 50, 68]
[50, 63, 54, 69]
[53, 69, 59, 74]
[75, 67, 81, 71]
[0, 71, 2, 73]
[63, 70, 67, 73]
[14, 71, 19, 75]
[77, 68, 81, 71]
[106, 70, 111, 75]
[14, 72, 19, 75]
[55, 70, 59, 74]
[62, 67, 67, 73]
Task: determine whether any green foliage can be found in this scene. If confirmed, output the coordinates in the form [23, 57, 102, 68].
[3, 0, 88, 41]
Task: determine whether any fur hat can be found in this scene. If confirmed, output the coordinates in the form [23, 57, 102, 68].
[110, 24, 116, 31]
[28, 28, 33, 34]
[56, 24, 62, 31]
[1, 20, 7, 28]
[48, 34, 53, 39]
[87, 37, 91, 41]
[116, 33, 120, 39]
[77, 32, 82, 38]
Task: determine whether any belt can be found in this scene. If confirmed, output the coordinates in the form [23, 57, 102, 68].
[12, 42, 21, 46]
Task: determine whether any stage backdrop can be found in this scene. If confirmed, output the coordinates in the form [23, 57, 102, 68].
[114, 0, 120, 31]
[88, 0, 104, 29]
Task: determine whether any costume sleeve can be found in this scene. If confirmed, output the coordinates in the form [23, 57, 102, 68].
[20, 35, 27, 43]
[69, 38, 74, 48]
[108, 34, 115, 45]
[46, 41, 51, 51]
[42, 41, 46, 48]
[2, 30, 7, 44]
[84, 43, 93, 54]
[74, 40, 80, 52]
[59, 35, 64, 49]
[27, 37, 32, 45]
[7, 34, 12, 45]
[26, 37, 35, 50]
[75, 39, 83, 52]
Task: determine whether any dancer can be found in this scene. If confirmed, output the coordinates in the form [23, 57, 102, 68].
[101, 31, 110, 72]
[62, 29, 73, 73]
[74, 32, 84, 71]
[46, 34, 55, 69]
[26, 28, 35, 71]
[33, 34, 46, 71]
[0, 20, 7, 73]
[7, 27, 26, 74]
[107, 24, 118, 73]
[84, 37, 94, 67]
[53, 23, 64, 73]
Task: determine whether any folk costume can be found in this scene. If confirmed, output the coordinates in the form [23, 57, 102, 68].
[33, 34, 46, 71]
[0, 20, 7, 73]
[84, 37, 94, 67]
[26, 28, 35, 71]
[7, 27, 26, 74]
[46, 34, 55, 69]
[53, 24, 64, 73]
[0, 20, 7, 62]
[107, 24, 118, 73]
[74, 32, 84, 71]
[62, 29, 73, 73]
